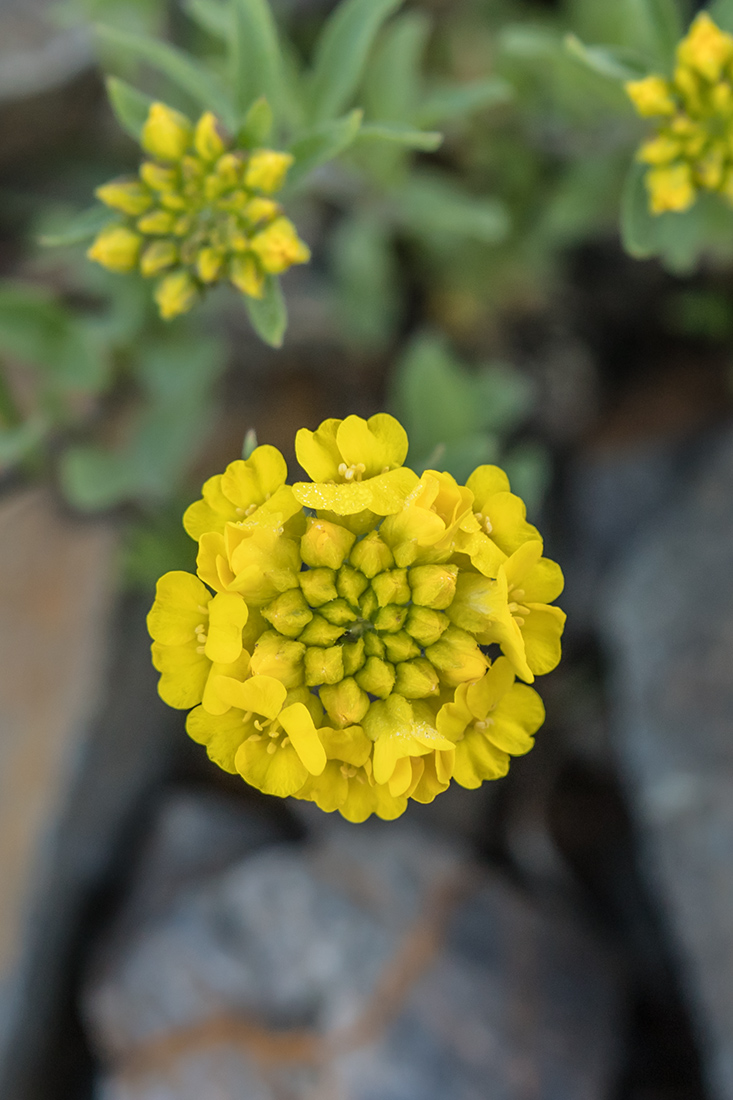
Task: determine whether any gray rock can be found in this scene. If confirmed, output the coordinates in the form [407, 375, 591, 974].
[602, 426, 733, 1100]
[85, 820, 620, 1100]
[0, 0, 90, 102]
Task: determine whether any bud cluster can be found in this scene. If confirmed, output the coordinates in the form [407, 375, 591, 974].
[627, 13, 733, 214]
[88, 102, 310, 319]
[148, 415, 565, 822]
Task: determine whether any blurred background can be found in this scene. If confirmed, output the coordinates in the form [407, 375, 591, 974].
[1, 0, 733, 1097]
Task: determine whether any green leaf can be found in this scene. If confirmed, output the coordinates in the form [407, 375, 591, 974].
[244, 277, 287, 347]
[398, 172, 510, 246]
[625, 0, 683, 69]
[503, 442, 551, 516]
[238, 95, 273, 146]
[362, 11, 431, 125]
[331, 211, 400, 349]
[287, 109, 363, 187]
[60, 447, 134, 511]
[308, 0, 404, 123]
[416, 78, 513, 128]
[707, 0, 733, 34]
[564, 33, 653, 81]
[0, 284, 108, 392]
[498, 24, 562, 60]
[620, 159, 656, 258]
[95, 24, 235, 128]
[356, 122, 442, 150]
[183, 0, 231, 39]
[0, 417, 46, 469]
[231, 0, 288, 123]
[105, 75, 154, 140]
[38, 204, 115, 248]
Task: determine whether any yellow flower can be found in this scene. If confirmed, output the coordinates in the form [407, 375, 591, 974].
[293, 414, 419, 516]
[88, 102, 310, 320]
[626, 14, 733, 215]
[148, 417, 564, 820]
[436, 657, 545, 789]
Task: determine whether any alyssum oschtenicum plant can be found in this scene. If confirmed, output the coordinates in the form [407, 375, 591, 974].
[627, 13, 733, 214]
[147, 414, 565, 823]
[88, 103, 310, 320]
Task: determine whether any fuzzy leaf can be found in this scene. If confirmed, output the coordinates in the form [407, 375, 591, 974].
[105, 75, 154, 140]
[287, 109, 363, 187]
[183, 0, 230, 39]
[564, 33, 652, 81]
[620, 159, 656, 258]
[39, 204, 116, 248]
[356, 122, 442, 150]
[308, 0, 403, 123]
[244, 276, 287, 347]
[231, 0, 287, 122]
[416, 78, 513, 128]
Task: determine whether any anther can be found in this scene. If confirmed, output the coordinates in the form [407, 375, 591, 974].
[195, 645, 206, 654]
[267, 742, 278, 755]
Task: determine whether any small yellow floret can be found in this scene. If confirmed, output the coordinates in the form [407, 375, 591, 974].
[646, 162, 696, 213]
[142, 102, 193, 162]
[250, 217, 311, 275]
[95, 180, 152, 216]
[154, 270, 199, 319]
[194, 111, 226, 162]
[244, 150, 294, 193]
[677, 12, 733, 82]
[87, 225, 142, 272]
[625, 75, 676, 117]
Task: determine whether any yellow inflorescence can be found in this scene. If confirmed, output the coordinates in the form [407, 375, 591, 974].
[626, 13, 733, 215]
[147, 415, 565, 822]
[87, 103, 310, 319]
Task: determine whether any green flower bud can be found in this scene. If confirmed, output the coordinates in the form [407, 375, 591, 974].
[342, 637, 366, 675]
[425, 625, 487, 687]
[87, 226, 142, 273]
[320, 677, 370, 727]
[394, 658, 440, 699]
[382, 630, 421, 664]
[337, 564, 369, 606]
[301, 517, 357, 570]
[363, 630, 385, 659]
[373, 605, 408, 633]
[299, 568, 338, 607]
[371, 568, 410, 608]
[355, 656, 396, 698]
[96, 179, 152, 216]
[349, 531, 394, 578]
[142, 103, 193, 161]
[261, 588, 313, 638]
[409, 564, 459, 609]
[140, 239, 178, 277]
[305, 645, 344, 686]
[359, 588, 378, 621]
[140, 162, 179, 192]
[250, 630, 305, 689]
[298, 614, 345, 647]
[318, 598, 357, 626]
[154, 270, 198, 320]
[137, 209, 176, 235]
[405, 606, 449, 647]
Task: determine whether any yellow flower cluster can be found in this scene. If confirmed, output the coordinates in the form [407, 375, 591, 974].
[87, 103, 310, 319]
[148, 414, 565, 822]
[626, 13, 733, 214]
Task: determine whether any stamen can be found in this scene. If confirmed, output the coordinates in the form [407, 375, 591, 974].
[281, 737, 291, 748]
[267, 742, 278, 754]
[244, 503, 258, 517]
[195, 645, 207, 654]
[242, 711, 253, 724]
[197, 605, 209, 614]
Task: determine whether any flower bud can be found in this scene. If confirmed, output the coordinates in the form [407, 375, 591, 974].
[261, 588, 313, 638]
[349, 531, 394, 578]
[142, 103, 193, 161]
[394, 658, 440, 699]
[194, 111, 227, 161]
[96, 179, 152, 216]
[137, 209, 176, 235]
[425, 626, 487, 687]
[244, 149, 294, 193]
[154, 270, 199, 320]
[250, 217, 310, 275]
[382, 630, 420, 664]
[140, 239, 178, 277]
[405, 606, 449, 647]
[196, 247, 224, 283]
[371, 568, 410, 608]
[298, 614, 345, 647]
[230, 256, 265, 299]
[301, 517, 356, 570]
[243, 197, 279, 226]
[409, 564, 458, 609]
[363, 631, 385, 659]
[342, 637, 366, 675]
[305, 645, 344, 686]
[355, 656, 395, 698]
[299, 568, 338, 607]
[318, 598, 357, 627]
[320, 677, 370, 727]
[250, 630, 305, 688]
[140, 161, 179, 192]
[359, 588, 378, 620]
[373, 605, 408, 633]
[87, 226, 142, 273]
[337, 564, 369, 605]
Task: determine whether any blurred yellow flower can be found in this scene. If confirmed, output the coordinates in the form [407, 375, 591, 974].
[148, 415, 565, 821]
[626, 13, 733, 214]
[88, 102, 310, 319]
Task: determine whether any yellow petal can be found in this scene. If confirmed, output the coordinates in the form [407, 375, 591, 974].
[236, 738, 308, 796]
[465, 656, 516, 720]
[142, 102, 192, 161]
[201, 648, 251, 715]
[521, 604, 566, 676]
[151, 641, 209, 709]
[147, 571, 211, 645]
[388, 756, 413, 797]
[295, 419, 343, 482]
[279, 702, 327, 775]
[186, 704, 249, 772]
[466, 463, 510, 502]
[336, 413, 409, 476]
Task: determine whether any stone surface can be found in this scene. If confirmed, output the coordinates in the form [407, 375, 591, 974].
[601, 425, 733, 1100]
[0, 490, 180, 1099]
[85, 813, 621, 1100]
[0, 0, 90, 102]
